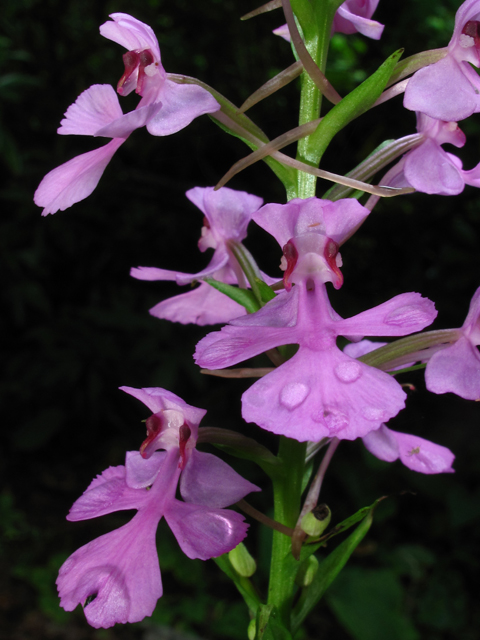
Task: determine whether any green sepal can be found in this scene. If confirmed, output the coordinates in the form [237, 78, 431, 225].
[255, 604, 293, 640]
[213, 554, 261, 616]
[306, 49, 404, 160]
[291, 510, 373, 633]
[204, 277, 260, 313]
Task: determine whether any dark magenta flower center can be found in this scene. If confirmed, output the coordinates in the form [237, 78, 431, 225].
[117, 48, 155, 96]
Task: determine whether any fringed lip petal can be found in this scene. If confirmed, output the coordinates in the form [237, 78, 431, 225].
[58, 85, 124, 136]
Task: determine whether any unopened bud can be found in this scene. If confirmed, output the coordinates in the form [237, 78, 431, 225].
[300, 504, 331, 537]
[229, 542, 257, 577]
[295, 554, 319, 587]
[247, 619, 256, 640]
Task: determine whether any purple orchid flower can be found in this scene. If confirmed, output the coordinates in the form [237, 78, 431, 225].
[404, 0, 480, 121]
[195, 198, 437, 442]
[57, 387, 259, 628]
[34, 13, 219, 215]
[425, 286, 480, 400]
[131, 186, 268, 325]
[343, 340, 455, 474]
[274, 0, 384, 42]
[374, 113, 480, 198]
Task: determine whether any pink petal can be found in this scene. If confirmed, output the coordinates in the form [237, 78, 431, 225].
[148, 282, 247, 326]
[230, 287, 298, 328]
[58, 85, 124, 136]
[125, 451, 168, 489]
[34, 139, 125, 216]
[404, 140, 465, 195]
[334, 3, 384, 39]
[404, 55, 480, 122]
[165, 500, 249, 560]
[95, 101, 163, 138]
[120, 386, 207, 428]
[67, 465, 149, 521]
[335, 292, 437, 337]
[425, 336, 480, 400]
[343, 339, 387, 359]
[100, 13, 161, 59]
[180, 450, 260, 508]
[146, 80, 220, 136]
[241, 346, 406, 442]
[463, 286, 480, 336]
[57, 514, 161, 628]
[363, 425, 455, 474]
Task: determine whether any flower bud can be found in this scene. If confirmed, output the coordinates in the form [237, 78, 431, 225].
[247, 619, 256, 640]
[228, 542, 257, 577]
[295, 554, 319, 587]
[300, 503, 331, 537]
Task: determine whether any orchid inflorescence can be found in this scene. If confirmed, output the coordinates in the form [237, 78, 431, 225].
[35, 2, 480, 636]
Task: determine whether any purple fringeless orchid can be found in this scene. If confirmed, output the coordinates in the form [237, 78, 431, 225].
[425, 286, 480, 400]
[274, 0, 384, 42]
[195, 197, 437, 443]
[131, 186, 271, 326]
[34, 13, 219, 215]
[343, 340, 455, 474]
[57, 387, 259, 629]
[404, 0, 480, 122]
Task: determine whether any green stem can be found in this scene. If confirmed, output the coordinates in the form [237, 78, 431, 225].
[267, 437, 307, 628]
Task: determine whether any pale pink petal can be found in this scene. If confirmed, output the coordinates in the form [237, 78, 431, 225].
[146, 80, 220, 136]
[425, 336, 480, 400]
[231, 287, 299, 328]
[241, 346, 406, 442]
[67, 465, 149, 521]
[58, 85, 124, 136]
[180, 450, 260, 508]
[404, 55, 480, 122]
[100, 13, 161, 59]
[334, 3, 384, 39]
[57, 515, 161, 628]
[335, 292, 437, 337]
[95, 101, 163, 138]
[462, 160, 480, 188]
[34, 139, 125, 216]
[273, 24, 290, 42]
[404, 139, 465, 195]
[148, 282, 247, 326]
[120, 386, 207, 427]
[125, 451, 168, 489]
[343, 339, 387, 359]
[463, 286, 480, 336]
[363, 425, 455, 474]
[165, 500, 249, 560]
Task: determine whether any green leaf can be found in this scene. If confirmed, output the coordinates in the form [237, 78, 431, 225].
[307, 49, 404, 160]
[255, 604, 293, 640]
[291, 511, 373, 632]
[213, 554, 261, 616]
[204, 278, 260, 313]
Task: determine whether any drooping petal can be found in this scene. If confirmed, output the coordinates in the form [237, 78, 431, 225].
[146, 80, 220, 136]
[404, 55, 480, 122]
[34, 139, 125, 216]
[100, 13, 161, 59]
[241, 346, 406, 442]
[334, 2, 384, 39]
[58, 85, 124, 136]
[335, 292, 437, 337]
[165, 500, 249, 560]
[403, 139, 465, 195]
[57, 514, 161, 628]
[180, 450, 260, 508]
[363, 425, 455, 474]
[148, 282, 247, 326]
[425, 336, 480, 400]
[67, 465, 150, 521]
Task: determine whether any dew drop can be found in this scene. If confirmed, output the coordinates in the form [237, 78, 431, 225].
[361, 406, 387, 422]
[280, 382, 310, 410]
[334, 361, 362, 383]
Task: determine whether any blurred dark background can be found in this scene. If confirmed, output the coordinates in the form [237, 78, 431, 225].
[1, 0, 480, 638]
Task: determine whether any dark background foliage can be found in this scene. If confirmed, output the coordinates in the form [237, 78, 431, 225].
[1, 0, 480, 638]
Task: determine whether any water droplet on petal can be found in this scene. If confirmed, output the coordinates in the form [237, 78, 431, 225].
[280, 382, 310, 410]
[334, 361, 362, 383]
[323, 408, 349, 434]
[361, 406, 387, 422]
